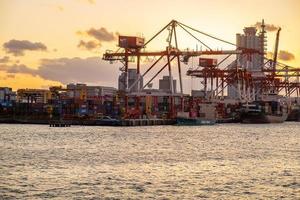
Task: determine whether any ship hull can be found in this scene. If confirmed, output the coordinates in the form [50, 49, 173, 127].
[176, 117, 215, 126]
[241, 112, 288, 123]
[287, 108, 300, 122]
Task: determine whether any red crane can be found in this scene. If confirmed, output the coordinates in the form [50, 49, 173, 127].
[103, 20, 300, 118]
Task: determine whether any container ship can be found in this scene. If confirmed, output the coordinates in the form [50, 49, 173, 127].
[240, 101, 289, 123]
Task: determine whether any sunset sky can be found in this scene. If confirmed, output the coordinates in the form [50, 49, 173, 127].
[0, 0, 299, 91]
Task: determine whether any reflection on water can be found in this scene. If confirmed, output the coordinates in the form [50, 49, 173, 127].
[0, 123, 299, 199]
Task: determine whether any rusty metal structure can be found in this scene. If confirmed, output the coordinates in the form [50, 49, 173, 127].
[103, 20, 300, 118]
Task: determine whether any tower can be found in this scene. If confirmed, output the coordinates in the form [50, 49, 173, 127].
[228, 19, 267, 100]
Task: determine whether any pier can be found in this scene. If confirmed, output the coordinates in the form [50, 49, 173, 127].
[49, 120, 71, 127]
[120, 119, 175, 126]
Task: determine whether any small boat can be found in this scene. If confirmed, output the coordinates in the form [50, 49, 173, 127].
[240, 101, 289, 123]
[94, 116, 121, 126]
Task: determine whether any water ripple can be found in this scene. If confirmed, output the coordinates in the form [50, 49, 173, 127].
[0, 123, 299, 199]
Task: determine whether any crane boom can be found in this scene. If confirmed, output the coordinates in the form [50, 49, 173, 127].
[273, 27, 281, 70]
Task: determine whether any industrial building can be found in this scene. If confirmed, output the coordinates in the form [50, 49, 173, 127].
[66, 83, 117, 101]
[228, 21, 266, 100]
[118, 69, 143, 92]
[17, 89, 51, 104]
[0, 87, 16, 121]
[191, 90, 214, 98]
[236, 27, 265, 71]
[0, 87, 16, 106]
[159, 76, 177, 93]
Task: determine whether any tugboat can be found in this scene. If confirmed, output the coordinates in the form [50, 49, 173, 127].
[176, 103, 216, 125]
[240, 100, 289, 123]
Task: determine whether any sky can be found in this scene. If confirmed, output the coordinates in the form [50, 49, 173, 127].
[0, 0, 299, 92]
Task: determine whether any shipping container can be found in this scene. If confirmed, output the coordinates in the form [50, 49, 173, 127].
[119, 36, 144, 48]
[199, 58, 217, 67]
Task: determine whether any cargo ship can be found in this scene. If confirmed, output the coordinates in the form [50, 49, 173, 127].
[240, 101, 289, 123]
[287, 104, 300, 121]
[176, 103, 216, 125]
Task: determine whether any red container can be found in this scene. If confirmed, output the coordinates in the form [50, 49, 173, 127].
[119, 36, 144, 48]
[199, 58, 217, 67]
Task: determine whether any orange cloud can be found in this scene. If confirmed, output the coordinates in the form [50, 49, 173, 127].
[0, 57, 119, 86]
[0, 56, 10, 63]
[267, 50, 295, 61]
[77, 40, 101, 51]
[3, 39, 47, 56]
[278, 50, 295, 61]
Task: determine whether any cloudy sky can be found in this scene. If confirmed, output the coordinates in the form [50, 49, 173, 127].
[0, 0, 299, 91]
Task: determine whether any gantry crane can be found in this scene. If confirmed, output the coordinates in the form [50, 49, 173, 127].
[103, 20, 300, 118]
